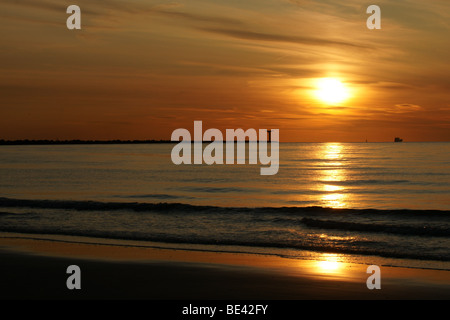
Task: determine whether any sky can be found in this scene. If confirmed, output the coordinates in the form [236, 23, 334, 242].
[1, 0, 449, 142]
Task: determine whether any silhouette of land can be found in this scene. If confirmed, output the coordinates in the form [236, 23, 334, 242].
[0, 139, 176, 145]
[0, 139, 277, 145]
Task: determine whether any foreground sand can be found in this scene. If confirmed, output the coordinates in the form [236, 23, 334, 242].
[0, 234, 449, 300]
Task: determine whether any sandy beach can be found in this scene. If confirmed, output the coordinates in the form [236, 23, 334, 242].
[0, 233, 449, 300]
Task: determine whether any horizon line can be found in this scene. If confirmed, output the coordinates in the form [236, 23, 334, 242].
[1, 139, 449, 145]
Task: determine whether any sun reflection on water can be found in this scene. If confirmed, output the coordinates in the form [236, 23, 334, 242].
[318, 143, 348, 208]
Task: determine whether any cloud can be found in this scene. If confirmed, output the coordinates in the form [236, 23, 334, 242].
[391, 104, 423, 113]
[149, 7, 245, 26]
[2, 0, 66, 13]
[197, 27, 371, 49]
[1, 0, 100, 15]
[1, 0, 244, 29]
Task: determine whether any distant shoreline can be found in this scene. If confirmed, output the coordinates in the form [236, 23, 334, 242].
[0, 139, 176, 145]
[0, 140, 278, 145]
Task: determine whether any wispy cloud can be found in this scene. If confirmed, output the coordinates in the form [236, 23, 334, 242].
[1, 0, 244, 29]
[391, 104, 423, 113]
[197, 27, 371, 49]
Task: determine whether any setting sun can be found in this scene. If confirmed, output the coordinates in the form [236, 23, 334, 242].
[315, 78, 350, 105]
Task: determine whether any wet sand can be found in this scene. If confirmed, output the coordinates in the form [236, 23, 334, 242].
[0, 234, 449, 300]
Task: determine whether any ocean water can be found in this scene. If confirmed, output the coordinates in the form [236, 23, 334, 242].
[0, 142, 449, 270]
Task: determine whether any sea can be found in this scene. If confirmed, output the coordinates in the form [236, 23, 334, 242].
[0, 142, 449, 270]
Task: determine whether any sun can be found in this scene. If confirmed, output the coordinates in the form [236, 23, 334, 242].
[315, 78, 350, 104]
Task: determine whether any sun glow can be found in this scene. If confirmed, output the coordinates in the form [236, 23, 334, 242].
[317, 260, 340, 271]
[315, 78, 350, 104]
[315, 254, 343, 275]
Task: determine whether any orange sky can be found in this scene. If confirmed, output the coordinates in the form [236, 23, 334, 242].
[1, 0, 449, 142]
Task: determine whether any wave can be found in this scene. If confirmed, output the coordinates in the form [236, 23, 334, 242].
[0, 197, 213, 213]
[319, 179, 411, 186]
[177, 186, 254, 193]
[1, 226, 448, 262]
[1, 197, 449, 263]
[301, 218, 449, 237]
[1, 197, 449, 217]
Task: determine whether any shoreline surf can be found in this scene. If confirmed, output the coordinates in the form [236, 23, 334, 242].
[1, 196, 449, 268]
[1, 233, 449, 300]
[1, 231, 449, 272]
